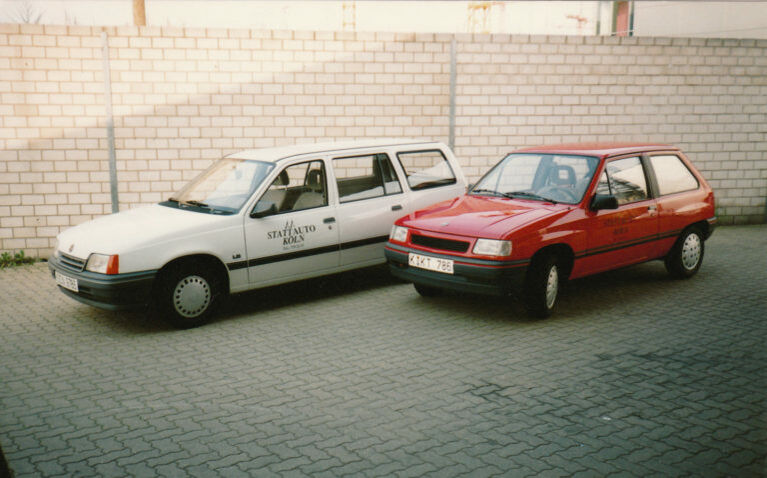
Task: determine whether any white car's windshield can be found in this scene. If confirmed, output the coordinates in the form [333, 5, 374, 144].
[472, 153, 599, 204]
[165, 158, 274, 214]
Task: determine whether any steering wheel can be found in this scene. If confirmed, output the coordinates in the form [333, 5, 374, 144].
[538, 185, 578, 203]
[207, 193, 250, 210]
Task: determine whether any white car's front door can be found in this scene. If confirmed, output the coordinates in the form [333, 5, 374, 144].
[243, 159, 340, 287]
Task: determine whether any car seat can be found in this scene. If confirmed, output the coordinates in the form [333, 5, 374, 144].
[259, 170, 289, 212]
[550, 165, 576, 187]
[292, 169, 325, 210]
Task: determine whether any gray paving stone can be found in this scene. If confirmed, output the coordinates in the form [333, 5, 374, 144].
[298, 456, 344, 475]
[1, 225, 766, 477]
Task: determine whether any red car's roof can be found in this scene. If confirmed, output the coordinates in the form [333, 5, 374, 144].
[512, 143, 678, 159]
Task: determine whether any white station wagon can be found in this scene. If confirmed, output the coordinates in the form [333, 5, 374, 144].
[49, 140, 467, 327]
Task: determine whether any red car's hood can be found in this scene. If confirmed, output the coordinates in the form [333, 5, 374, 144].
[400, 195, 563, 239]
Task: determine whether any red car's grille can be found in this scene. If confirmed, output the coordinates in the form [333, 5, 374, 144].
[411, 234, 469, 253]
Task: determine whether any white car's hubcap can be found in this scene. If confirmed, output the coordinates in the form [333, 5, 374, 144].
[173, 275, 211, 318]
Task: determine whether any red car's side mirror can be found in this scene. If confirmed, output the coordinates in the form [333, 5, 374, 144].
[590, 194, 619, 210]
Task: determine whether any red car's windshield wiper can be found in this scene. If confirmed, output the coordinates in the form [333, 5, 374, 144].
[505, 191, 559, 204]
[471, 188, 506, 197]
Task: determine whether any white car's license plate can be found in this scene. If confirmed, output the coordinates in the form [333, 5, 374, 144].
[408, 253, 454, 275]
[55, 271, 79, 292]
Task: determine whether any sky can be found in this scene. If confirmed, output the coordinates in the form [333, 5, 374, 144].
[1, 0, 766, 38]
[1, 0, 607, 35]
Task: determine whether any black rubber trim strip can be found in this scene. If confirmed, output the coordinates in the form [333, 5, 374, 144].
[227, 235, 390, 270]
[389, 228, 684, 268]
[231, 227, 686, 272]
[227, 260, 249, 271]
[340, 235, 389, 251]
[246, 244, 339, 267]
[574, 229, 682, 259]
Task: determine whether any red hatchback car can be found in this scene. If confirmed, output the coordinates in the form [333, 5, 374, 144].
[385, 143, 716, 317]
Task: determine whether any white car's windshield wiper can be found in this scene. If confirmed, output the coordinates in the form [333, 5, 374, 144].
[168, 197, 211, 208]
[181, 200, 210, 209]
[165, 197, 232, 215]
[505, 191, 558, 204]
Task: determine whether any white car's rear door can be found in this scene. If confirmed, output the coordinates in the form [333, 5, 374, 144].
[331, 152, 408, 267]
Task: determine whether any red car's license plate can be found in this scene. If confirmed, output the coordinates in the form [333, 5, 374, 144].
[408, 253, 454, 274]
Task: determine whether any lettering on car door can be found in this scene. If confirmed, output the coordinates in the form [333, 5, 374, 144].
[584, 156, 659, 273]
[243, 159, 340, 284]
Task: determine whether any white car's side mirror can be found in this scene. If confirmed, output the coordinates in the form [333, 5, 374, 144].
[250, 202, 277, 218]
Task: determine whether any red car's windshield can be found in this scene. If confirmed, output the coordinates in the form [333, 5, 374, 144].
[472, 153, 600, 204]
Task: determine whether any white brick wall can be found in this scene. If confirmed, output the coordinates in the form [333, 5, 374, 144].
[1, 24, 765, 257]
[453, 34, 767, 225]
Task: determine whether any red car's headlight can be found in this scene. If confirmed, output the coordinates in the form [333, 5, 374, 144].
[472, 239, 512, 257]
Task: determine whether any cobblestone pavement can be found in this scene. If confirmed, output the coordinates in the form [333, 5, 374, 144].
[1, 225, 765, 477]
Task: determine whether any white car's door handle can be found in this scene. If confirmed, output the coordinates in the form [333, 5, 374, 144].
[323, 217, 336, 224]
[391, 204, 403, 211]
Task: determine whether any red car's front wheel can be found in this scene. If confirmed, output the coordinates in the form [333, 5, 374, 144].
[523, 253, 560, 318]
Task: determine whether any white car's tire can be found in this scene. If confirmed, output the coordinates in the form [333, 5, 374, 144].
[156, 262, 222, 328]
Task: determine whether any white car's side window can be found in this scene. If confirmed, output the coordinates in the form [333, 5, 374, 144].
[255, 160, 328, 215]
[334, 153, 403, 203]
[396, 150, 457, 191]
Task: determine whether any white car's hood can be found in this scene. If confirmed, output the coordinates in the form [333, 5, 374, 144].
[57, 204, 232, 259]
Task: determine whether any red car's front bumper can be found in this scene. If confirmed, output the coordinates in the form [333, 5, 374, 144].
[385, 242, 528, 297]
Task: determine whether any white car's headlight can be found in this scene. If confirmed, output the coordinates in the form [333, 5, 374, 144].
[472, 238, 512, 257]
[390, 225, 409, 243]
[52, 239, 60, 259]
[86, 253, 119, 274]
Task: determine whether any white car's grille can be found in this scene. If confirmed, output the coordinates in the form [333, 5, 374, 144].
[59, 253, 86, 272]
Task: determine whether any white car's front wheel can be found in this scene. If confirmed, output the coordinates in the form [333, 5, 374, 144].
[157, 263, 222, 328]
[173, 274, 211, 318]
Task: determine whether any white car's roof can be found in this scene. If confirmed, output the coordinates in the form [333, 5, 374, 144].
[226, 139, 445, 163]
